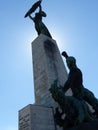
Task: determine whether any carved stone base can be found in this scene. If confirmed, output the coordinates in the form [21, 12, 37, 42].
[18, 104, 56, 130]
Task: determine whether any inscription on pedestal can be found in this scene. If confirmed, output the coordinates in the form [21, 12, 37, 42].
[19, 104, 56, 130]
[19, 114, 30, 130]
[19, 105, 31, 130]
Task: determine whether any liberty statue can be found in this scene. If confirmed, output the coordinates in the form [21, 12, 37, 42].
[24, 0, 52, 38]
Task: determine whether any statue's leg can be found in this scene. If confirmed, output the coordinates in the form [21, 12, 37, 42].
[83, 88, 98, 114]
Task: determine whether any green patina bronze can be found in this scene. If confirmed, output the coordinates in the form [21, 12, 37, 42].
[49, 80, 98, 129]
[49, 51, 98, 129]
[62, 51, 98, 115]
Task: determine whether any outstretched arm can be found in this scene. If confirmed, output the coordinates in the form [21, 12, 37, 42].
[39, 4, 42, 12]
[28, 15, 34, 21]
[38, 4, 46, 17]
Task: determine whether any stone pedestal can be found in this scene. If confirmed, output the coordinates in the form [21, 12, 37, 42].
[31, 34, 68, 107]
[18, 104, 56, 130]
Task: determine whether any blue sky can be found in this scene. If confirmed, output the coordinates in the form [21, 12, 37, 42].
[0, 0, 98, 130]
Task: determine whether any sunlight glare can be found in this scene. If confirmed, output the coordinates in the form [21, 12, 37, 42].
[51, 29, 70, 52]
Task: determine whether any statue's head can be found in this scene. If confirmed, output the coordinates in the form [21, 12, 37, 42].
[66, 56, 76, 69]
[62, 51, 76, 69]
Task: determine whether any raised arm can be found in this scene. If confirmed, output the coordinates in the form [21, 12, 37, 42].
[29, 15, 34, 21]
[39, 4, 46, 17]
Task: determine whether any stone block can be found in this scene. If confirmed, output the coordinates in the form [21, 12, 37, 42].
[18, 104, 56, 130]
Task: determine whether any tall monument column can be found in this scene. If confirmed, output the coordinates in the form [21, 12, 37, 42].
[19, 1, 68, 130]
[31, 34, 68, 107]
[18, 34, 68, 130]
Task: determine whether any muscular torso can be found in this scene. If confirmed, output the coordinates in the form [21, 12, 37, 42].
[64, 67, 83, 98]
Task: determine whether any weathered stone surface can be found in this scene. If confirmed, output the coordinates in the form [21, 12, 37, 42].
[18, 105, 31, 130]
[18, 104, 56, 130]
[31, 34, 68, 107]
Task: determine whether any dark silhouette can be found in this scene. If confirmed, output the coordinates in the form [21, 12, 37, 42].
[24, 0, 42, 18]
[49, 80, 97, 129]
[24, 0, 52, 38]
[62, 51, 98, 115]
[49, 52, 98, 129]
